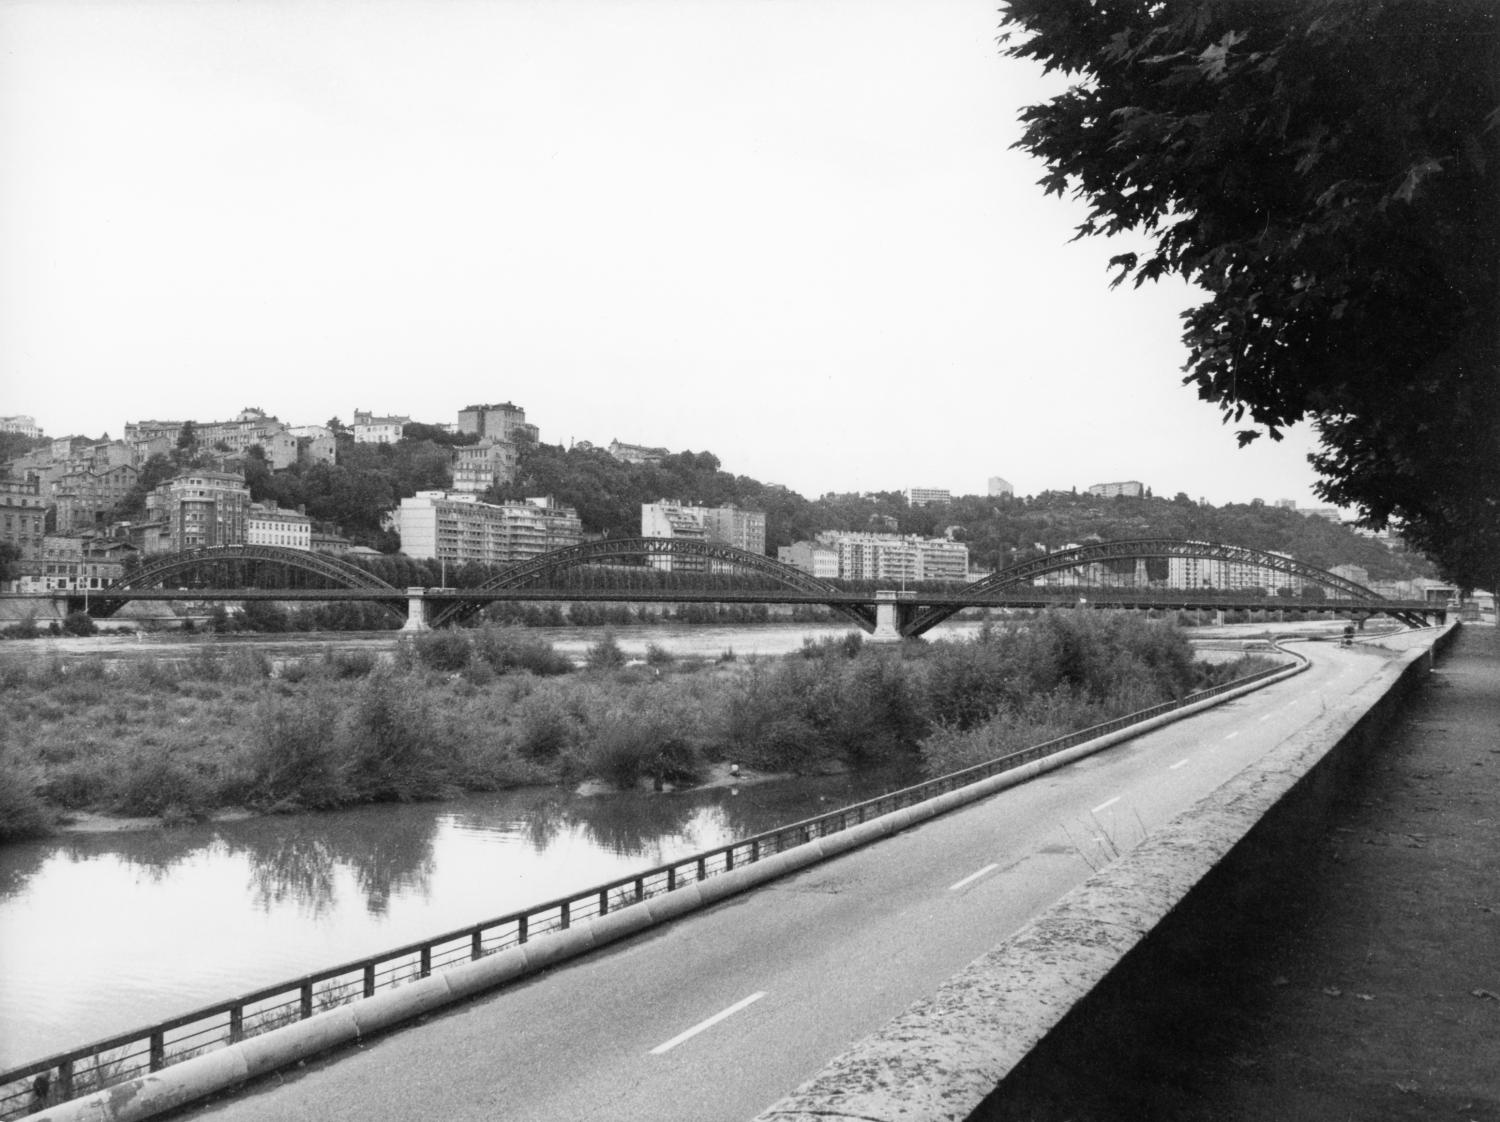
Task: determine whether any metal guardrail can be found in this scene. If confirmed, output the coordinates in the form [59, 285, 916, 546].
[0, 654, 1301, 1119]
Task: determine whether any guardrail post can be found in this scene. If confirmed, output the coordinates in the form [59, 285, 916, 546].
[150, 1030, 165, 1071]
[419, 947, 431, 978]
[471, 931, 483, 960]
[59, 1059, 74, 1100]
[725, 847, 734, 872]
[363, 963, 376, 998]
[518, 914, 529, 944]
[229, 1006, 244, 1043]
[634, 875, 645, 902]
[697, 856, 707, 881]
[750, 839, 760, 862]
[560, 901, 570, 931]
[599, 889, 609, 917]
[300, 982, 313, 1019]
[667, 866, 677, 891]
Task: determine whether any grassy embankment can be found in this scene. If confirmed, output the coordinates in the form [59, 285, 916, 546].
[0, 613, 1272, 842]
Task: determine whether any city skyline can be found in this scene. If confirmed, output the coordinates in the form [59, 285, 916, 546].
[1, 1, 1335, 509]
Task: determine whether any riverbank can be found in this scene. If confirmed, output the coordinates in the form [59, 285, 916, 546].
[0, 614, 1273, 843]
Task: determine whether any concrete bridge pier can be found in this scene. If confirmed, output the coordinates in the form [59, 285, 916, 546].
[870, 590, 917, 643]
[401, 587, 430, 632]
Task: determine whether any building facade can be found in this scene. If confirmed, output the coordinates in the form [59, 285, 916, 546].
[247, 502, 312, 550]
[987, 477, 1015, 498]
[396, 492, 582, 566]
[145, 472, 251, 552]
[640, 500, 767, 571]
[52, 462, 139, 532]
[1087, 480, 1145, 498]
[457, 402, 540, 444]
[776, 540, 839, 579]
[352, 410, 410, 444]
[783, 532, 969, 582]
[608, 439, 669, 465]
[0, 476, 47, 562]
[906, 487, 952, 507]
[452, 439, 520, 493]
[20, 534, 135, 593]
[0, 415, 42, 438]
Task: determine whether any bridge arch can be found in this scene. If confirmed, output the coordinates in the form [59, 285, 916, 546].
[431, 537, 870, 629]
[903, 538, 1398, 636]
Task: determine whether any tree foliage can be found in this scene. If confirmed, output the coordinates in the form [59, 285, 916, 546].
[1002, 0, 1500, 587]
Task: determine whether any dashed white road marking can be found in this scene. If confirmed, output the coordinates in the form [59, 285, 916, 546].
[1168, 759, 1191, 770]
[949, 863, 1000, 892]
[650, 992, 766, 1055]
[1224, 731, 1241, 740]
[1091, 796, 1121, 815]
[1259, 713, 1275, 722]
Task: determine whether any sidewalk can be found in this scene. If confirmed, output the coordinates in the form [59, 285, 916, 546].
[981, 624, 1500, 1121]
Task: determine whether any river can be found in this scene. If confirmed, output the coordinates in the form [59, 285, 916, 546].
[0, 615, 1336, 1072]
[0, 619, 973, 1072]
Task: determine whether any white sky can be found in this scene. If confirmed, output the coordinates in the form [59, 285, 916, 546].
[0, 0, 1331, 506]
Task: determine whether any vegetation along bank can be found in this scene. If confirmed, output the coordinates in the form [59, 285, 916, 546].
[0, 612, 1273, 842]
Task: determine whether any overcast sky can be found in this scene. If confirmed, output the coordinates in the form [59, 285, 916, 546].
[0, 0, 1332, 506]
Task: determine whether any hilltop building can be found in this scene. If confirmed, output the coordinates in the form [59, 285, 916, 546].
[777, 532, 968, 582]
[125, 409, 300, 469]
[1087, 480, 1145, 498]
[776, 541, 839, 579]
[0, 476, 46, 563]
[640, 500, 767, 572]
[0, 416, 42, 438]
[351, 410, 410, 445]
[247, 502, 312, 550]
[452, 440, 521, 494]
[396, 492, 581, 566]
[609, 439, 669, 465]
[457, 403, 539, 444]
[906, 487, 952, 507]
[987, 477, 1015, 497]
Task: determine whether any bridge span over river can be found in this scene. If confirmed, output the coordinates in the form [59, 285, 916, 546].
[43, 537, 1440, 638]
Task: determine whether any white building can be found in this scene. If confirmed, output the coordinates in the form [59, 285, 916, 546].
[987, 477, 1014, 498]
[352, 410, 410, 444]
[397, 492, 582, 566]
[777, 541, 839, 579]
[0, 415, 42, 438]
[452, 439, 520, 493]
[1087, 480, 1145, 498]
[803, 532, 969, 582]
[641, 500, 767, 571]
[247, 502, 312, 550]
[906, 487, 952, 507]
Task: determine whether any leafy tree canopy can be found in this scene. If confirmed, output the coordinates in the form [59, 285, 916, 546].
[1002, 0, 1499, 588]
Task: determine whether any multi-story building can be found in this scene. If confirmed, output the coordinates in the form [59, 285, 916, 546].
[452, 439, 520, 493]
[247, 502, 312, 550]
[396, 492, 582, 566]
[125, 410, 300, 469]
[608, 439, 669, 465]
[352, 410, 410, 445]
[1087, 480, 1145, 498]
[987, 476, 1015, 498]
[288, 425, 338, 466]
[52, 461, 139, 532]
[0, 415, 42, 438]
[777, 540, 839, 579]
[458, 403, 540, 444]
[20, 534, 135, 593]
[906, 487, 952, 507]
[796, 532, 969, 582]
[641, 500, 768, 571]
[0, 476, 47, 563]
[144, 471, 251, 552]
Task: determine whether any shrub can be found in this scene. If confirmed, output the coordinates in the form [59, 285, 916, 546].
[584, 630, 626, 671]
[472, 625, 572, 676]
[0, 751, 52, 840]
[644, 642, 675, 667]
[61, 611, 98, 637]
[340, 671, 448, 800]
[246, 691, 348, 809]
[413, 630, 471, 672]
[513, 689, 579, 760]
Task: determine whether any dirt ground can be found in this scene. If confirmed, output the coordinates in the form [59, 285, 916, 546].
[982, 624, 1500, 1121]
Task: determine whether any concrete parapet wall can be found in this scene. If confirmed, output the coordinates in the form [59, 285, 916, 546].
[18, 651, 1312, 1122]
[753, 625, 1458, 1122]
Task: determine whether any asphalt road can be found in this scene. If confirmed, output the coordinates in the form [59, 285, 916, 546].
[193, 642, 1384, 1122]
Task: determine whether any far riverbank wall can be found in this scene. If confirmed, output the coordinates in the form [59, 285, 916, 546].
[753, 625, 1458, 1122]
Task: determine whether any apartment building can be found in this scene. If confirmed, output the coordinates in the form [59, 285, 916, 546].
[247, 502, 312, 550]
[641, 500, 768, 572]
[906, 487, 952, 507]
[457, 402, 540, 444]
[608, 439, 669, 465]
[20, 534, 135, 593]
[783, 532, 969, 582]
[145, 471, 251, 552]
[396, 492, 582, 565]
[125, 410, 300, 469]
[0, 476, 46, 562]
[52, 461, 139, 532]
[0, 415, 42, 438]
[987, 477, 1015, 498]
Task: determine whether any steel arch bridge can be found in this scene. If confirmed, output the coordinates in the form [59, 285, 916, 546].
[902, 538, 1423, 636]
[428, 537, 873, 629]
[86, 545, 401, 617]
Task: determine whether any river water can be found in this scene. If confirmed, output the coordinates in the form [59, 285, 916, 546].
[0, 620, 972, 1071]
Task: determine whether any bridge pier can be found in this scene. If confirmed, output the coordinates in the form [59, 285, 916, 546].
[870, 590, 917, 643]
[401, 587, 431, 632]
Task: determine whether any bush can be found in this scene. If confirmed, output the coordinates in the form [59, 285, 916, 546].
[340, 672, 448, 801]
[643, 642, 675, 667]
[61, 611, 98, 637]
[412, 630, 471, 672]
[0, 750, 53, 840]
[472, 625, 572, 676]
[246, 691, 348, 809]
[585, 630, 626, 671]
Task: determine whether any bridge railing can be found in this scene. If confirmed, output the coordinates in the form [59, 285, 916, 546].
[0, 653, 1300, 1119]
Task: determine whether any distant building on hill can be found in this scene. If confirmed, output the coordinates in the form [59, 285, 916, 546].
[145, 471, 251, 552]
[457, 402, 539, 444]
[987, 476, 1014, 497]
[781, 532, 968, 582]
[640, 500, 767, 572]
[1087, 480, 1145, 498]
[777, 540, 839, 579]
[0, 415, 42, 438]
[609, 439, 669, 465]
[247, 502, 312, 550]
[351, 409, 410, 445]
[906, 487, 951, 507]
[0, 476, 46, 564]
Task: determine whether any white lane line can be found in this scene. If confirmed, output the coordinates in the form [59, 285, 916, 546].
[649, 992, 766, 1055]
[1224, 731, 1241, 740]
[1259, 713, 1275, 722]
[949, 863, 1000, 892]
[1168, 759, 1190, 770]
[1091, 796, 1121, 815]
